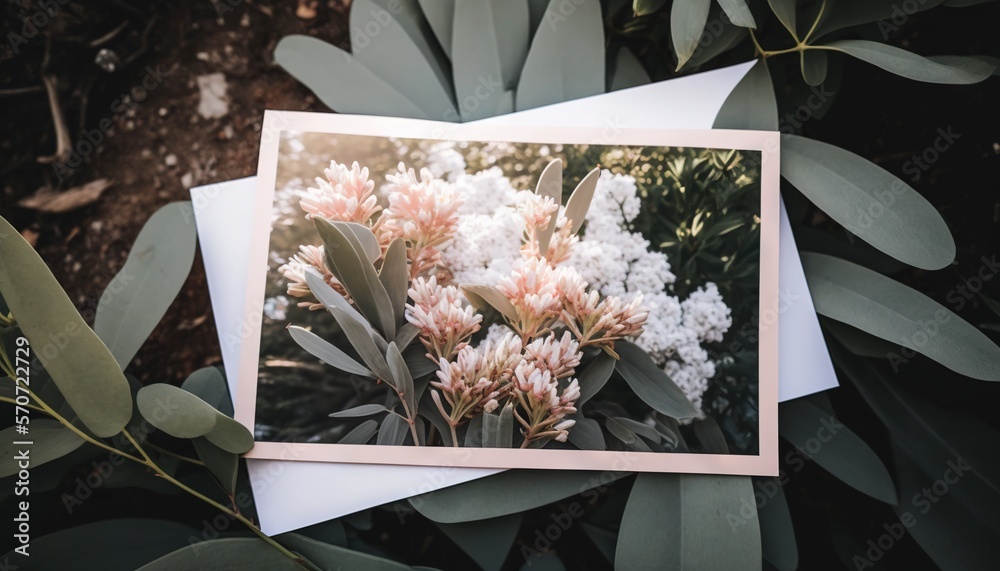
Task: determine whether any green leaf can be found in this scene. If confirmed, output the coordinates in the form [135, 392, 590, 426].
[330, 307, 395, 382]
[137, 538, 301, 570]
[404, 345, 439, 378]
[633, 0, 667, 16]
[815, 0, 947, 38]
[340, 419, 379, 444]
[766, 0, 796, 38]
[826, 40, 995, 84]
[780, 396, 897, 504]
[94, 202, 197, 370]
[380, 238, 409, 328]
[461, 284, 518, 323]
[350, 0, 457, 120]
[757, 478, 798, 571]
[137, 383, 218, 439]
[334, 221, 382, 262]
[395, 322, 421, 350]
[304, 268, 368, 328]
[800, 49, 828, 86]
[387, 342, 416, 415]
[279, 533, 416, 570]
[0, 419, 85, 477]
[289, 325, 374, 378]
[453, 0, 529, 116]
[713, 58, 778, 130]
[692, 416, 729, 453]
[567, 415, 605, 450]
[2, 519, 198, 571]
[563, 167, 601, 234]
[609, 47, 651, 91]
[616, 474, 761, 569]
[718, 0, 756, 28]
[533, 158, 563, 253]
[576, 352, 617, 407]
[686, 19, 747, 68]
[782, 136, 956, 270]
[274, 35, 430, 119]
[497, 401, 514, 448]
[515, 0, 605, 111]
[820, 317, 899, 359]
[377, 412, 410, 445]
[191, 436, 237, 495]
[410, 470, 629, 523]
[330, 404, 390, 418]
[316, 218, 396, 339]
[802, 253, 1000, 380]
[204, 414, 254, 454]
[671, 0, 712, 70]
[436, 513, 522, 571]
[181, 367, 232, 416]
[613, 417, 661, 443]
[0, 216, 132, 438]
[417, 0, 455, 57]
[615, 341, 698, 419]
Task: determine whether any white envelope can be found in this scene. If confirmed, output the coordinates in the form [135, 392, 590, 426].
[191, 60, 837, 535]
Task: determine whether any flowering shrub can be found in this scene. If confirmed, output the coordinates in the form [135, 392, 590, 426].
[276, 147, 730, 450]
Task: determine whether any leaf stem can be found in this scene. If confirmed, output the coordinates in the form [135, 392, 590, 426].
[143, 440, 206, 466]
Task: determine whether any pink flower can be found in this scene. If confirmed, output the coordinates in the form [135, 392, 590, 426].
[300, 161, 381, 224]
[511, 360, 581, 447]
[497, 257, 562, 341]
[278, 245, 345, 310]
[524, 331, 582, 380]
[519, 194, 558, 236]
[406, 276, 482, 360]
[563, 291, 649, 357]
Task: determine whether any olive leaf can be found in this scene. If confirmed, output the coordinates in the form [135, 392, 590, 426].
[718, 0, 756, 28]
[332, 221, 382, 263]
[0, 216, 132, 438]
[461, 284, 518, 323]
[800, 49, 828, 86]
[288, 325, 375, 378]
[767, 0, 796, 38]
[671, 0, 711, 70]
[330, 404, 390, 418]
[713, 58, 778, 131]
[376, 413, 410, 445]
[803, 253, 1000, 380]
[94, 202, 197, 370]
[782, 135, 956, 270]
[304, 267, 368, 328]
[609, 46, 651, 91]
[386, 341, 416, 413]
[339, 420, 379, 444]
[329, 307, 395, 382]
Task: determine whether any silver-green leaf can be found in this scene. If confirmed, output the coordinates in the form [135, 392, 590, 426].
[137, 383, 218, 439]
[289, 325, 375, 378]
[826, 40, 995, 84]
[671, 0, 712, 70]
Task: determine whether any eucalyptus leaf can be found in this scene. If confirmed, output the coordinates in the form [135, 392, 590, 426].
[94, 202, 197, 370]
[800, 49, 828, 86]
[766, 0, 796, 38]
[826, 40, 995, 84]
[377, 412, 410, 445]
[718, 0, 756, 28]
[350, 0, 457, 120]
[782, 136, 956, 270]
[437, 513, 522, 571]
[803, 253, 1000, 380]
[380, 238, 409, 327]
[567, 416, 606, 450]
[204, 414, 255, 454]
[191, 436, 237, 496]
[137, 538, 302, 570]
[533, 158, 563, 253]
[410, 470, 628, 523]
[0, 419, 85, 477]
[274, 35, 430, 119]
[615, 340, 698, 419]
[317, 218, 396, 338]
[330, 307, 395, 382]
[461, 284, 518, 323]
[340, 419, 379, 444]
[515, 0, 604, 111]
[757, 478, 798, 571]
[820, 317, 898, 359]
[331, 404, 391, 418]
[713, 58, 778, 130]
[563, 167, 601, 234]
[609, 47, 651, 91]
[181, 367, 232, 416]
[137, 383, 217, 439]
[0, 215, 132, 437]
[280, 533, 417, 570]
[671, 0, 711, 70]
[2, 519, 199, 571]
[616, 474, 761, 569]
[780, 396, 897, 504]
[576, 352, 617, 407]
[289, 325, 375, 378]
[387, 341, 416, 413]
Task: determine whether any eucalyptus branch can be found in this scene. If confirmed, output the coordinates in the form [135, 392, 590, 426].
[143, 441, 206, 466]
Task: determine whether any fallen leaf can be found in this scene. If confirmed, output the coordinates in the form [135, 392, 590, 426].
[19, 179, 113, 213]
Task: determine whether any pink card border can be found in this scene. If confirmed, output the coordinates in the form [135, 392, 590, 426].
[236, 110, 780, 476]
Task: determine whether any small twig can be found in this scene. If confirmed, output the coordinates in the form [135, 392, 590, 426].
[89, 20, 130, 48]
[37, 74, 72, 165]
[0, 85, 45, 97]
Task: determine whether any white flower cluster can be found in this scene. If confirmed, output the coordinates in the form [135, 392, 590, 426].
[424, 144, 732, 415]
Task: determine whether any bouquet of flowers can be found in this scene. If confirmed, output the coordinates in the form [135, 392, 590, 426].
[276, 151, 731, 450]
